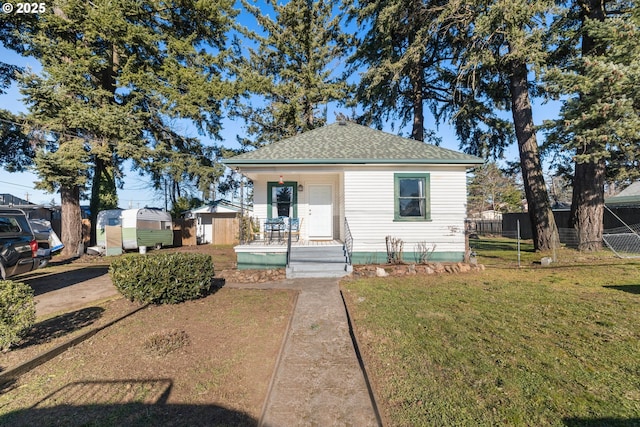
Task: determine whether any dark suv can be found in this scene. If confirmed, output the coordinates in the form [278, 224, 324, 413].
[0, 208, 47, 280]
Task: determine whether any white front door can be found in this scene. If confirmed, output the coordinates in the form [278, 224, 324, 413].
[308, 184, 333, 239]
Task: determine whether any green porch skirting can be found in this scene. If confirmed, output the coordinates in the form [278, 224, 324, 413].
[237, 252, 287, 270]
[237, 250, 465, 270]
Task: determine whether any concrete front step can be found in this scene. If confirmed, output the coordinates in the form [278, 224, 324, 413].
[286, 264, 351, 278]
[290, 247, 346, 257]
[286, 245, 352, 278]
[289, 256, 348, 263]
[288, 262, 349, 271]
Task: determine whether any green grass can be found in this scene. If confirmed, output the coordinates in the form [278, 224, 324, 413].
[342, 237, 640, 426]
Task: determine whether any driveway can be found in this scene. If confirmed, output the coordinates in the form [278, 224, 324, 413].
[20, 262, 120, 318]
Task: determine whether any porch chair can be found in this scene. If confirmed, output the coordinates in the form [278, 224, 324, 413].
[265, 217, 285, 243]
[288, 218, 301, 242]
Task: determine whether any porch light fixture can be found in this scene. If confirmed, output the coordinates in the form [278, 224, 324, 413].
[278, 175, 284, 184]
[297, 184, 304, 192]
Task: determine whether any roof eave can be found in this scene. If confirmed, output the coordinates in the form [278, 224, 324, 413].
[224, 158, 484, 166]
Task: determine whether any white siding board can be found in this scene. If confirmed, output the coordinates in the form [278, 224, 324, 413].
[344, 167, 468, 254]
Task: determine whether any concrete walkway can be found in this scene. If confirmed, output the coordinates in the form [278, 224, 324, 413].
[227, 279, 381, 427]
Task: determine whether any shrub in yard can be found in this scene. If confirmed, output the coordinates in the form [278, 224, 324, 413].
[0, 280, 36, 351]
[109, 253, 214, 304]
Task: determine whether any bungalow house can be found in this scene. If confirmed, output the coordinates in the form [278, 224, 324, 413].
[605, 181, 640, 208]
[224, 121, 483, 277]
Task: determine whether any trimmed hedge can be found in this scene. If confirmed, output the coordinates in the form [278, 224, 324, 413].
[0, 280, 36, 351]
[109, 252, 214, 304]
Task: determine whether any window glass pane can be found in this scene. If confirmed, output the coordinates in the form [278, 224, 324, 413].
[399, 199, 425, 217]
[0, 217, 21, 233]
[272, 186, 293, 217]
[399, 178, 423, 198]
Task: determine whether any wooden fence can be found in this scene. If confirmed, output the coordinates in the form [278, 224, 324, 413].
[212, 213, 240, 245]
[465, 219, 503, 236]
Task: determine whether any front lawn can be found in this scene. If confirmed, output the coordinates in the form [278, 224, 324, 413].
[0, 288, 295, 426]
[342, 238, 640, 426]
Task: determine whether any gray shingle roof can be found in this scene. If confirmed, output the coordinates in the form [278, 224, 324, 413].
[605, 181, 640, 206]
[224, 122, 483, 166]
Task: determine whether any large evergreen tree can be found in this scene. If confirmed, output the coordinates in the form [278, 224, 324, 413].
[437, 0, 560, 251]
[0, 23, 33, 171]
[2, 0, 237, 253]
[545, 1, 640, 251]
[235, 0, 352, 147]
[346, 0, 449, 142]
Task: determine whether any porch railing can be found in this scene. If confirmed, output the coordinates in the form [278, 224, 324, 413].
[286, 218, 293, 267]
[344, 217, 353, 265]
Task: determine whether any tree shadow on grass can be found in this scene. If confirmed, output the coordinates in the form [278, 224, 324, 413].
[563, 418, 640, 427]
[603, 284, 640, 295]
[18, 307, 105, 349]
[0, 379, 257, 426]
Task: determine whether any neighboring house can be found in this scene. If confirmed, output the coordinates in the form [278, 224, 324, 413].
[0, 192, 55, 225]
[184, 200, 247, 245]
[224, 122, 483, 269]
[479, 210, 503, 220]
[605, 181, 640, 208]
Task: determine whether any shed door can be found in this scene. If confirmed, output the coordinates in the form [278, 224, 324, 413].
[308, 184, 333, 239]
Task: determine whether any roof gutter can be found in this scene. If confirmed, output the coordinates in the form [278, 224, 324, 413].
[223, 158, 484, 167]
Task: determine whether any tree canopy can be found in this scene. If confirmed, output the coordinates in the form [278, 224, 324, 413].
[1, 0, 238, 252]
[2, 0, 638, 254]
[233, 0, 352, 148]
[468, 163, 524, 215]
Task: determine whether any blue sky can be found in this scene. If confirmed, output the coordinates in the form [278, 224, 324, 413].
[0, 4, 558, 208]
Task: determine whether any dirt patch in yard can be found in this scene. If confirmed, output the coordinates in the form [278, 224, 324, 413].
[0, 288, 295, 426]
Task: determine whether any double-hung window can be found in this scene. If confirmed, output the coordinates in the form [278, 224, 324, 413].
[394, 173, 430, 221]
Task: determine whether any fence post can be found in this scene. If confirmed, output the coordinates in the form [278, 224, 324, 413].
[463, 219, 470, 263]
[517, 220, 521, 268]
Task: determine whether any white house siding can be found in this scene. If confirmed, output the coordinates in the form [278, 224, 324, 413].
[343, 166, 468, 262]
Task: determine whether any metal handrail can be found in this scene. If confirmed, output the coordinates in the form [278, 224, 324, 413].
[344, 217, 353, 265]
[286, 217, 293, 267]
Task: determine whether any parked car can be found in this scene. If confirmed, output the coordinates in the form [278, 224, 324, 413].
[0, 208, 50, 280]
[28, 219, 63, 268]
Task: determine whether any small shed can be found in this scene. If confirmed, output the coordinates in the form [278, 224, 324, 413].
[184, 200, 246, 245]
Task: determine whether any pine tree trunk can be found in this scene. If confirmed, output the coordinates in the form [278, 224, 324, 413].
[509, 60, 559, 251]
[411, 74, 424, 142]
[60, 185, 83, 258]
[571, 158, 605, 251]
[408, 2, 424, 143]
